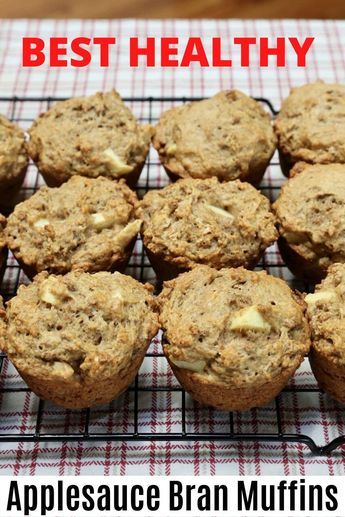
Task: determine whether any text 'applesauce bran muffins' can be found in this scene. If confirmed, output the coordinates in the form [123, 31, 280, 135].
[158, 266, 310, 411]
[4, 271, 159, 409]
[0, 115, 28, 212]
[5, 175, 140, 278]
[306, 263, 345, 404]
[273, 162, 345, 282]
[274, 81, 345, 175]
[27, 90, 151, 188]
[137, 177, 278, 280]
[153, 90, 276, 185]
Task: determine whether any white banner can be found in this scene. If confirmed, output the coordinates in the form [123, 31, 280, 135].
[0, 476, 343, 517]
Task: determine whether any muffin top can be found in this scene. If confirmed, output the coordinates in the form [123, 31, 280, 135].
[5, 271, 159, 382]
[0, 115, 28, 183]
[159, 266, 310, 387]
[5, 175, 140, 274]
[137, 177, 277, 270]
[273, 162, 345, 272]
[27, 90, 151, 183]
[275, 81, 345, 165]
[305, 263, 345, 367]
[152, 90, 276, 182]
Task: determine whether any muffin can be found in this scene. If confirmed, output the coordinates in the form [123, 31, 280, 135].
[137, 177, 277, 280]
[152, 90, 276, 185]
[274, 81, 345, 176]
[0, 115, 28, 212]
[5, 175, 140, 278]
[273, 162, 345, 282]
[27, 90, 151, 188]
[306, 263, 345, 404]
[4, 271, 159, 408]
[158, 266, 310, 411]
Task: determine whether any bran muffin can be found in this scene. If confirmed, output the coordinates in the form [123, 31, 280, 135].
[158, 266, 310, 411]
[137, 177, 278, 280]
[306, 263, 345, 404]
[274, 81, 345, 176]
[4, 271, 159, 409]
[273, 162, 345, 282]
[27, 91, 151, 188]
[0, 115, 28, 212]
[5, 175, 140, 278]
[152, 90, 276, 185]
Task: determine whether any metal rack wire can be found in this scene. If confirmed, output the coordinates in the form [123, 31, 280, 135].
[0, 95, 343, 455]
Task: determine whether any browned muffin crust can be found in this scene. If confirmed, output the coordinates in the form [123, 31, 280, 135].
[0, 115, 28, 211]
[153, 90, 276, 185]
[306, 263, 345, 404]
[137, 177, 277, 280]
[4, 271, 159, 408]
[275, 81, 345, 175]
[27, 91, 151, 188]
[158, 266, 310, 411]
[5, 175, 140, 277]
[273, 162, 345, 282]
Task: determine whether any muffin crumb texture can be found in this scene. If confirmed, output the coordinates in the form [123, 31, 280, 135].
[27, 90, 151, 185]
[0, 114, 28, 184]
[5, 176, 140, 275]
[153, 90, 276, 184]
[306, 263, 345, 403]
[138, 177, 277, 273]
[306, 263, 345, 366]
[275, 81, 345, 167]
[4, 271, 159, 408]
[273, 162, 345, 280]
[159, 266, 310, 410]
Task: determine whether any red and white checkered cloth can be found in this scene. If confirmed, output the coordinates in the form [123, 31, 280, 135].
[1, 19, 345, 476]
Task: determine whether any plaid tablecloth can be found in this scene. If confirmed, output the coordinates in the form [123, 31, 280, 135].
[1, 19, 345, 476]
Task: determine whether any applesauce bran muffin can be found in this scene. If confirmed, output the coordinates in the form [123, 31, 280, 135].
[0, 115, 28, 211]
[137, 177, 277, 280]
[273, 162, 345, 282]
[158, 266, 310, 411]
[5, 175, 140, 278]
[27, 91, 151, 187]
[153, 90, 276, 185]
[274, 81, 345, 175]
[4, 271, 159, 408]
[306, 263, 345, 404]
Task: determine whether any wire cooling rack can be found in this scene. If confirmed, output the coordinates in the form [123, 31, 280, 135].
[0, 95, 344, 456]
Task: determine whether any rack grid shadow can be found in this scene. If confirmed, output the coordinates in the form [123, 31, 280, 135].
[0, 95, 343, 455]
